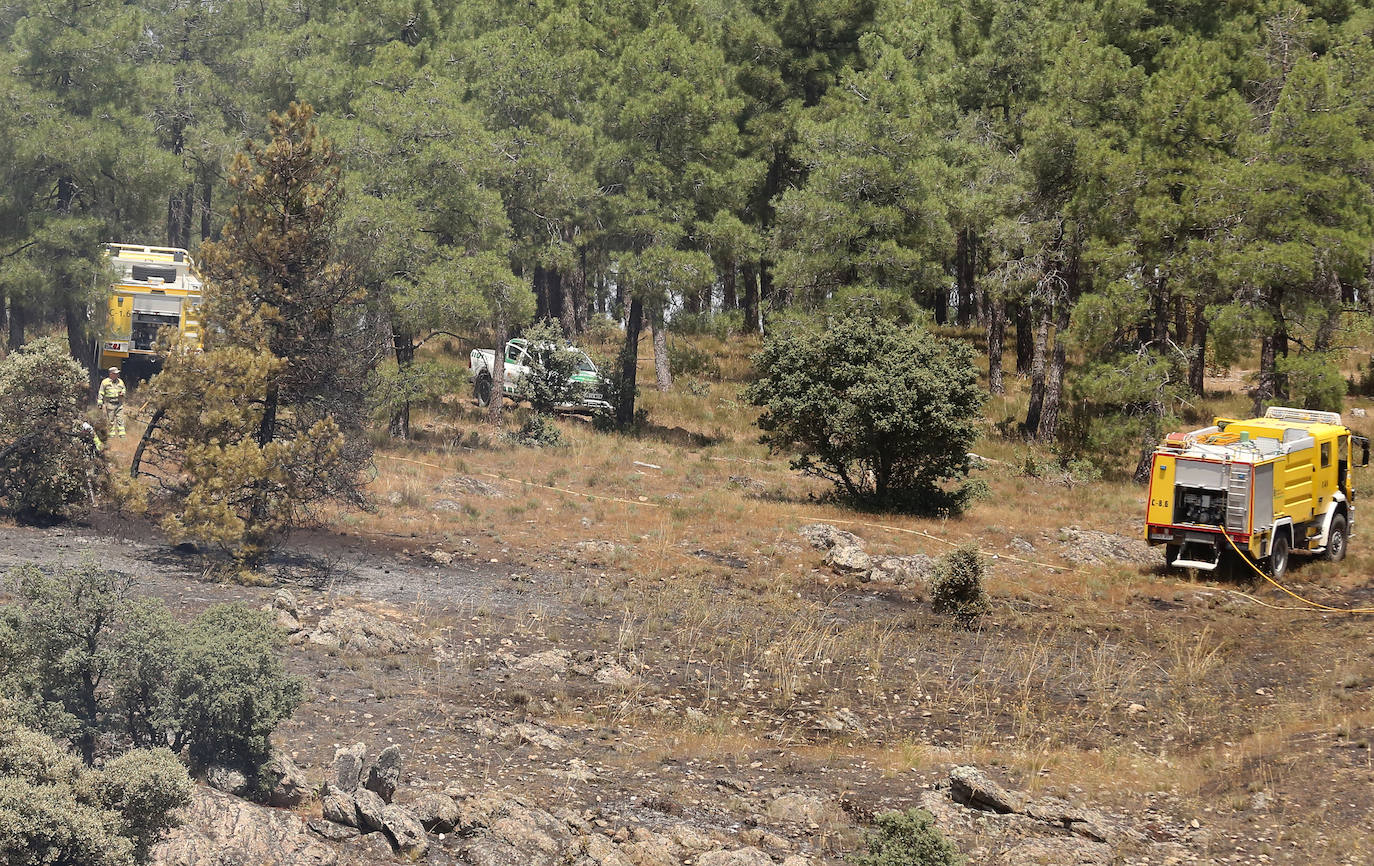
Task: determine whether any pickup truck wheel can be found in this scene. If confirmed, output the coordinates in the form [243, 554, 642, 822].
[1268, 532, 1289, 580]
[474, 373, 492, 407]
[1324, 515, 1348, 562]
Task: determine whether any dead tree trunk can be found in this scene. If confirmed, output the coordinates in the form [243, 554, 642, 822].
[987, 298, 1006, 395]
[1187, 302, 1207, 395]
[651, 316, 671, 392]
[1014, 303, 1032, 374]
[1037, 298, 1069, 442]
[617, 298, 644, 428]
[1023, 306, 1050, 434]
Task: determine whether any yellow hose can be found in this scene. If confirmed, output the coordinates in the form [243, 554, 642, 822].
[1222, 531, 1374, 614]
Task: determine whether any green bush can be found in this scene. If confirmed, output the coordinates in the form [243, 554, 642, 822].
[929, 545, 989, 625]
[850, 808, 964, 866]
[745, 308, 986, 513]
[1277, 352, 1345, 413]
[667, 339, 722, 380]
[514, 319, 591, 413]
[2, 562, 303, 786]
[515, 413, 564, 447]
[0, 702, 191, 866]
[0, 336, 105, 519]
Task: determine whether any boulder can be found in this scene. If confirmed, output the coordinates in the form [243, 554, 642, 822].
[333, 743, 367, 793]
[949, 765, 1028, 814]
[592, 663, 636, 687]
[512, 650, 570, 677]
[356, 831, 396, 862]
[365, 744, 404, 803]
[277, 608, 303, 633]
[868, 554, 934, 586]
[308, 819, 360, 843]
[380, 805, 430, 860]
[273, 588, 299, 616]
[766, 791, 846, 828]
[412, 792, 460, 833]
[824, 543, 873, 575]
[696, 848, 773, 866]
[798, 523, 863, 550]
[266, 751, 311, 808]
[311, 609, 418, 655]
[205, 764, 248, 797]
[151, 787, 337, 866]
[354, 788, 388, 833]
[322, 789, 358, 827]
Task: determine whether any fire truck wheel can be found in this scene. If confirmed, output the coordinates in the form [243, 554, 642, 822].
[1164, 544, 1180, 567]
[474, 372, 492, 407]
[1324, 515, 1347, 563]
[1268, 532, 1289, 580]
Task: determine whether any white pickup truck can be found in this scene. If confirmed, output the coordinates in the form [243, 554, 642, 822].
[469, 338, 611, 411]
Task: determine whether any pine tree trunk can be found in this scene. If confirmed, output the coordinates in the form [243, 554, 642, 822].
[389, 329, 414, 439]
[168, 184, 194, 249]
[1253, 332, 1277, 416]
[1151, 274, 1170, 345]
[1188, 302, 1207, 395]
[1037, 300, 1069, 442]
[742, 261, 760, 334]
[987, 299, 1006, 395]
[617, 297, 643, 427]
[573, 247, 589, 335]
[557, 267, 576, 338]
[489, 316, 507, 423]
[956, 229, 975, 326]
[200, 177, 213, 242]
[65, 301, 96, 382]
[721, 258, 736, 310]
[1023, 307, 1050, 434]
[1274, 322, 1289, 401]
[534, 266, 550, 321]
[1172, 294, 1188, 344]
[933, 282, 948, 325]
[8, 297, 25, 350]
[651, 315, 671, 392]
[1014, 303, 1032, 374]
[759, 261, 774, 332]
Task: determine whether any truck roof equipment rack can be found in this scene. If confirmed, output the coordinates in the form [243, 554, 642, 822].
[1263, 406, 1342, 426]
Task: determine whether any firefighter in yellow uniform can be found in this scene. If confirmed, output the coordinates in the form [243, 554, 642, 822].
[97, 367, 126, 437]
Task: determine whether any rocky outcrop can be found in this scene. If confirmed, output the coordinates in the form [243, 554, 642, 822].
[1057, 526, 1164, 567]
[823, 543, 873, 575]
[333, 743, 367, 793]
[920, 766, 1193, 865]
[308, 609, 418, 655]
[798, 523, 863, 550]
[152, 787, 337, 866]
[266, 750, 311, 808]
[365, 744, 404, 803]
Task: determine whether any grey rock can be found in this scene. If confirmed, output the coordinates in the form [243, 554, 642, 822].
[266, 750, 311, 808]
[798, 523, 863, 550]
[357, 831, 396, 862]
[277, 608, 303, 633]
[308, 819, 361, 842]
[512, 650, 570, 677]
[365, 744, 404, 804]
[765, 792, 845, 827]
[354, 787, 388, 833]
[592, 663, 636, 687]
[312, 609, 418, 656]
[824, 543, 873, 575]
[151, 787, 337, 866]
[333, 743, 367, 792]
[273, 588, 299, 616]
[205, 764, 248, 797]
[411, 792, 460, 833]
[322, 789, 358, 827]
[697, 848, 774, 866]
[868, 554, 934, 586]
[949, 765, 1027, 814]
[380, 805, 430, 860]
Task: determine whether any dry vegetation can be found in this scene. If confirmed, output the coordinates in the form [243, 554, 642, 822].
[89, 329, 1374, 863]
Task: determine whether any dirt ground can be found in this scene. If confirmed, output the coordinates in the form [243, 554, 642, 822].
[4, 493, 1374, 865]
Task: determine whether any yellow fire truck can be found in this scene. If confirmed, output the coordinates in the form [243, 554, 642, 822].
[98, 243, 203, 371]
[1145, 407, 1370, 578]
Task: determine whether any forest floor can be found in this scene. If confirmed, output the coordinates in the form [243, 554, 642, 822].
[5, 333, 1374, 864]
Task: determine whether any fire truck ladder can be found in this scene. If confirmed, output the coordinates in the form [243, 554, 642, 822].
[1225, 463, 1250, 533]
